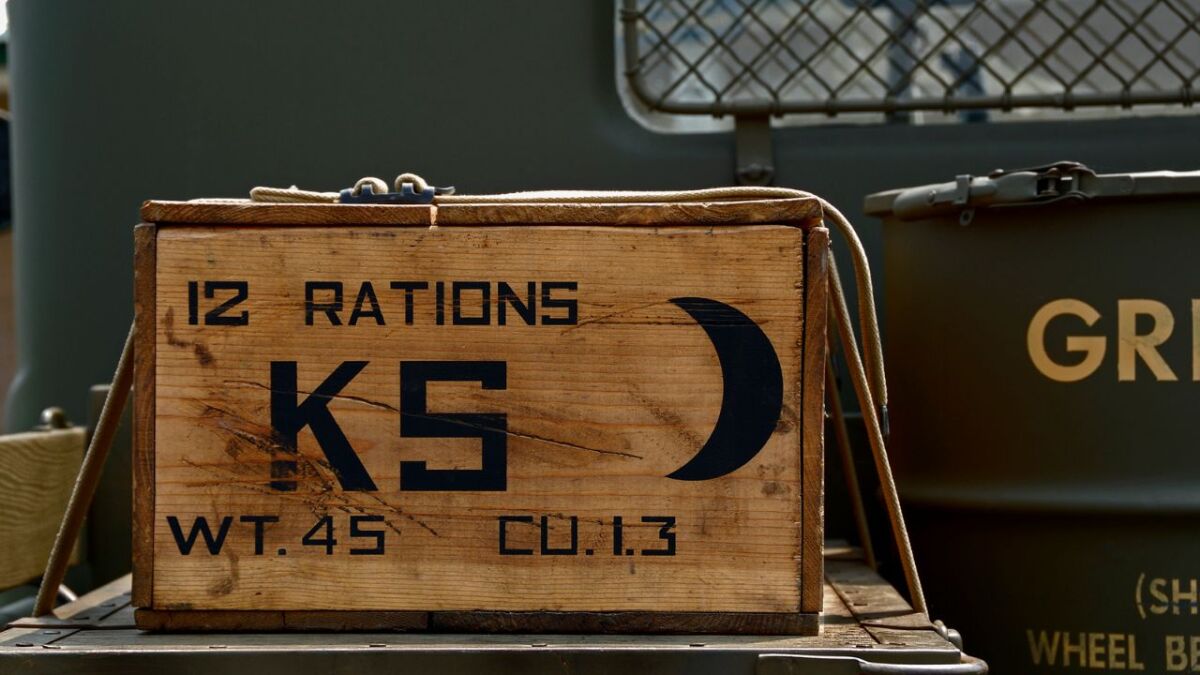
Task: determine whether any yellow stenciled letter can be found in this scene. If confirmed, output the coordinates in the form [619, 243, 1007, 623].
[1118, 300, 1178, 382]
[1028, 299, 1106, 382]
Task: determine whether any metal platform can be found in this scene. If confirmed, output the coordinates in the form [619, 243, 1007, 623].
[0, 549, 979, 674]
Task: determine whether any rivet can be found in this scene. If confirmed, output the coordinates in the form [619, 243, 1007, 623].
[37, 407, 71, 429]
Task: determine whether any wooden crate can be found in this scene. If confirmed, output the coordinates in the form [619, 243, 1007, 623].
[132, 197, 828, 633]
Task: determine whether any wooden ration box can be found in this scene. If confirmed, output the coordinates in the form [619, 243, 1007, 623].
[132, 195, 829, 633]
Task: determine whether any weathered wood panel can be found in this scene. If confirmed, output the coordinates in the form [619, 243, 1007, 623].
[133, 223, 156, 607]
[139, 198, 821, 229]
[137, 211, 825, 629]
[0, 427, 85, 588]
[799, 227, 829, 613]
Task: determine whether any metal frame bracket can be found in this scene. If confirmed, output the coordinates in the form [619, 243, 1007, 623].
[735, 114, 775, 186]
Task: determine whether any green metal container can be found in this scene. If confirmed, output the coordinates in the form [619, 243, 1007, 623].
[868, 162, 1200, 674]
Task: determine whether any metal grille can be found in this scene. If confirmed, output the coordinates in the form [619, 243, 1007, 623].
[620, 0, 1200, 117]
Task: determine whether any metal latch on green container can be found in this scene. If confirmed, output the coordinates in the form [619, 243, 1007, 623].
[864, 161, 1200, 223]
[890, 161, 1101, 222]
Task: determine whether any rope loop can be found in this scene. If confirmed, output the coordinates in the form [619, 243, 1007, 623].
[249, 185, 338, 203]
[395, 173, 429, 193]
[352, 177, 389, 196]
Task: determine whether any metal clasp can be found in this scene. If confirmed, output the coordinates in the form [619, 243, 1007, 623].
[339, 181, 455, 205]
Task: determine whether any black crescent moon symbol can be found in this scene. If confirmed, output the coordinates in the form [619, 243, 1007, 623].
[666, 297, 784, 481]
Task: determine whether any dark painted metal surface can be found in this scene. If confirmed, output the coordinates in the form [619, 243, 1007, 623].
[0, 645, 961, 675]
[84, 385, 132, 587]
[1, 0, 724, 430]
[5, 0, 1200, 435]
[875, 179, 1200, 673]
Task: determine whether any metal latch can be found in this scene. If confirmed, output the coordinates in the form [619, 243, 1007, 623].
[339, 180, 455, 205]
[889, 160, 1102, 222]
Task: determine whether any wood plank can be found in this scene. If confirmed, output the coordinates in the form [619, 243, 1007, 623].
[140, 202, 433, 226]
[826, 557, 937, 644]
[434, 199, 821, 227]
[135, 609, 428, 632]
[9, 576, 132, 628]
[826, 558, 929, 621]
[0, 427, 85, 588]
[818, 569, 878, 649]
[428, 611, 818, 635]
[60, 577, 129, 625]
[145, 223, 810, 619]
[132, 224, 156, 607]
[49, 572, 861, 644]
[133, 608, 815, 634]
[140, 198, 821, 229]
[822, 540, 860, 561]
[799, 227, 829, 613]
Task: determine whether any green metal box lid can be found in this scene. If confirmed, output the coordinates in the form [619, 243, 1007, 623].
[865, 161, 1200, 222]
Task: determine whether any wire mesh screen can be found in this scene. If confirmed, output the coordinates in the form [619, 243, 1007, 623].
[620, 0, 1200, 117]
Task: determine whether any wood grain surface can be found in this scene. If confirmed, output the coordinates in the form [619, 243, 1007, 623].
[0, 427, 85, 588]
[800, 227, 829, 613]
[140, 198, 820, 229]
[133, 224, 156, 607]
[142, 220, 819, 621]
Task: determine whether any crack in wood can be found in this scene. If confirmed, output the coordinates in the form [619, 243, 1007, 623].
[192, 403, 442, 536]
[177, 456, 436, 538]
[223, 379, 398, 413]
[221, 380, 643, 460]
[560, 300, 671, 333]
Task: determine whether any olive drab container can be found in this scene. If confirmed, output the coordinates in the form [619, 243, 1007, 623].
[868, 163, 1200, 674]
[131, 193, 829, 632]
